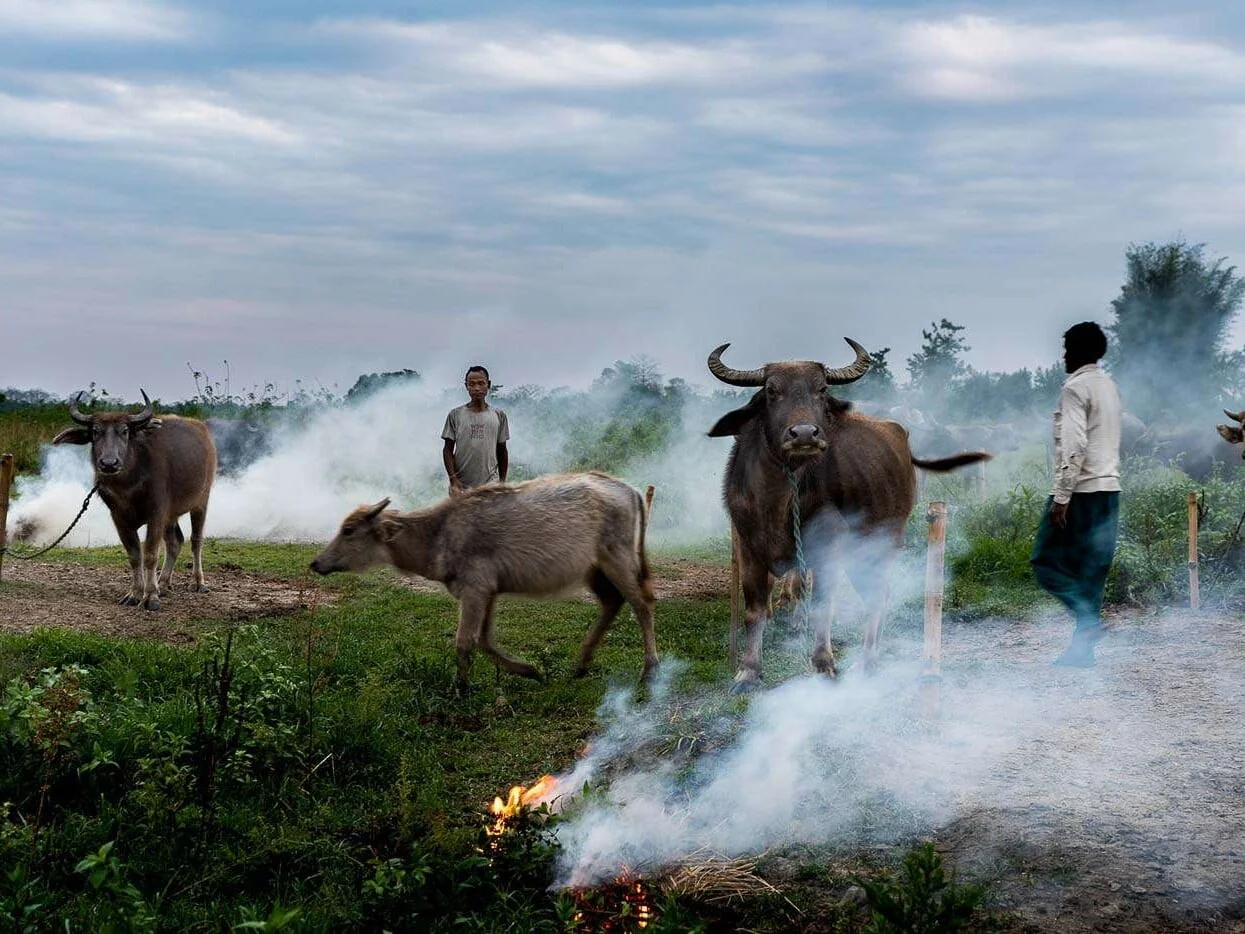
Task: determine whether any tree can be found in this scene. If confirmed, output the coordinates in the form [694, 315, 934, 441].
[1108, 239, 1245, 423]
[345, 368, 421, 403]
[906, 320, 970, 396]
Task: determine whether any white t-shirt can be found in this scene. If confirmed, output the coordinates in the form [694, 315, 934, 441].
[1052, 364, 1122, 504]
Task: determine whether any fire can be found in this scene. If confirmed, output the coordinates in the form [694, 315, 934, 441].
[486, 774, 559, 837]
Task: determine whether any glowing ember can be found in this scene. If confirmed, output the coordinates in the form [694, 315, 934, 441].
[486, 774, 559, 837]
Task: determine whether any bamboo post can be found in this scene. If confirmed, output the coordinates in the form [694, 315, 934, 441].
[729, 524, 742, 669]
[921, 501, 948, 720]
[644, 484, 655, 515]
[975, 460, 987, 500]
[0, 454, 14, 583]
[1188, 492, 1200, 611]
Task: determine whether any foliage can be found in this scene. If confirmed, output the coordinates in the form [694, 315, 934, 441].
[906, 319, 970, 396]
[1108, 238, 1245, 422]
[345, 369, 422, 403]
[853, 841, 987, 934]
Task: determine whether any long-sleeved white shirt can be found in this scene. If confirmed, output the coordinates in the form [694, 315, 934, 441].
[1052, 363, 1122, 505]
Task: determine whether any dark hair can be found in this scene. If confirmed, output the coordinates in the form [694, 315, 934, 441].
[464, 365, 490, 383]
[1063, 322, 1107, 362]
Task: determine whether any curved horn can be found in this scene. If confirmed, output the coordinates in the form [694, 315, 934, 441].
[1225, 409, 1244, 424]
[128, 389, 154, 429]
[69, 391, 92, 426]
[824, 338, 872, 385]
[707, 343, 765, 387]
[364, 497, 391, 521]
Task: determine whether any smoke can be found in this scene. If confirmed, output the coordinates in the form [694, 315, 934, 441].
[7, 376, 735, 548]
[550, 612, 1245, 910]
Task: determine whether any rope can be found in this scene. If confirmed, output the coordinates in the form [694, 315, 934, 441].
[1, 484, 99, 561]
[782, 465, 811, 638]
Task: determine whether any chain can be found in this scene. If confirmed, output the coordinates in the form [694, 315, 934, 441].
[0, 484, 99, 561]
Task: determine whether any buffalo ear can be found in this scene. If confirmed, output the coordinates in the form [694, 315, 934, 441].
[378, 517, 402, 543]
[825, 394, 852, 416]
[708, 391, 763, 437]
[52, 427, 91, 445]
[1217, 424, 1245, 444]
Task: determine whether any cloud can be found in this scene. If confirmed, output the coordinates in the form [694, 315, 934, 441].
[0, 0, 192, 41]
[326, 18, 829, 89]
[0, 76, 299, 146]
[897, 14, 1245, 101]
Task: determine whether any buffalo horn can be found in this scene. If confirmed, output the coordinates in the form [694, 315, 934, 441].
[707, 343, 765, 387]
[128, 390, 154, 429]
[1225, 409, 1245, 424]
[364, 498, 392, 521]
[69, 391, 93, 426]
[824, 338, 872, 385]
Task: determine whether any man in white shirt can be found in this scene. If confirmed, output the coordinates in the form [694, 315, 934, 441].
[1030, 322, 1122, 668]
[441, 365, 510, 496]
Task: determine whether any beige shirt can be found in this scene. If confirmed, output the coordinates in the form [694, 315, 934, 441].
[1052, 363, 1122, 505]
[442, 403, 509, 488]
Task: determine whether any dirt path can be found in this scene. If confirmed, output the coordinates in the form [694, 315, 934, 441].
[0, 559, 330, 642]
[926, 610, 1245, 932]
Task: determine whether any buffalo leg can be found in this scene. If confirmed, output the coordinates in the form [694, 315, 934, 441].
[140, 518, 166, 610]
[597, 554, 659, 681]
[454, 593, 488, 686]
[189, 504, 208, 592]
[847, 548, 895, 673]
[575, 570, 625, 677]
[158, 521, 185, 595]
[478, 595, 542, 680]
[811, 567, 840, 677]
[115, 523, 144, 606]
[733, 559, 771, 692]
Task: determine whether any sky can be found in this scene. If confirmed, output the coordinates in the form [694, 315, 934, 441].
[4, 0, 1245, 401]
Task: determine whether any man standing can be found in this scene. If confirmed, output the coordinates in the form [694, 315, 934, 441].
[442, 365, 509, 496]
[1031, 322, 1122, 668]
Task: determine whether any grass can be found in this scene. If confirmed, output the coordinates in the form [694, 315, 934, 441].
[0, 541, 1014, 931]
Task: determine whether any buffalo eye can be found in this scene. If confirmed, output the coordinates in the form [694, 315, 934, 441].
[342, 525, 355, 537]
[765, 383, 782, 400]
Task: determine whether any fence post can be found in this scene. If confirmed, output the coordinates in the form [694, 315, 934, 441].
[1188, 492, 1200, 611]
[921, 501, 948, 720]
[729, 524, 742, 670]
[0, 454, 14, 583]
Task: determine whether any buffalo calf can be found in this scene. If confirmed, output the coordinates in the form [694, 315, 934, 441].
[311, 472, 658, 688]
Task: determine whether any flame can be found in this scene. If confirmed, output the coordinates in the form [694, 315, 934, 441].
[486, 774, 558, 837]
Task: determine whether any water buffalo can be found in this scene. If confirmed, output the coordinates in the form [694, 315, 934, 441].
[205, 417, 272, 476]
[1217, 409, 1245, 462]
[52, 391, 216, 610]
[310, 472, 657, 688]
[708, 339, 990, 690]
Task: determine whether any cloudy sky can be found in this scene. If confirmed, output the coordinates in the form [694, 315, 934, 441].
[4, 0, 1245, 401]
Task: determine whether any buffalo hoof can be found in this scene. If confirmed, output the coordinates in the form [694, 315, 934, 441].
[729, 674, 762, 695]
[118, 594, 141, 607]
[572, 665, 591, 679]
[640, 662, 659, 684]
[143, 596, 161, 611]
[191, 584, 210, 594]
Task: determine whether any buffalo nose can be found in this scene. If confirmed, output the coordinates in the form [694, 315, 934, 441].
[309, 558, 320, 573]
[99, 457, 120, 471]
[786, 424, 821, 444]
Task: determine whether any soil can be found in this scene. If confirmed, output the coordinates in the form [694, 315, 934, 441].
[0, 558, 330, 642]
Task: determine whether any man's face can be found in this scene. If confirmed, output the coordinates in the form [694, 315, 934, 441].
[466, 373, 490, 402]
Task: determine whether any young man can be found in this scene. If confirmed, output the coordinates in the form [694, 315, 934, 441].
[441, 365, 509, 496]
[1031, 322, 1123, 668]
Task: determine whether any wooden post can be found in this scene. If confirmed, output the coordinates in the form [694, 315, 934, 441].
[975, 460, 987, 500]
[0, 454, 14, 583]
[729, 524, 742, 669]
[921, 501, 948, 719]
[644, 484, 655, 515]
[1188, 492, 1200, 611]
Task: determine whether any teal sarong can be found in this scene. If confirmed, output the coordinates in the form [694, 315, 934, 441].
[1030, 491, 1120, 631]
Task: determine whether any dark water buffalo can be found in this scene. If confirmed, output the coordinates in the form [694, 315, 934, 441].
[1217, 409, 1245, 464]
[205, 417, 272, 476]
[52, 391, 216, 610]
[310, 472, 657, 688]
[708, 340, 990, 690]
